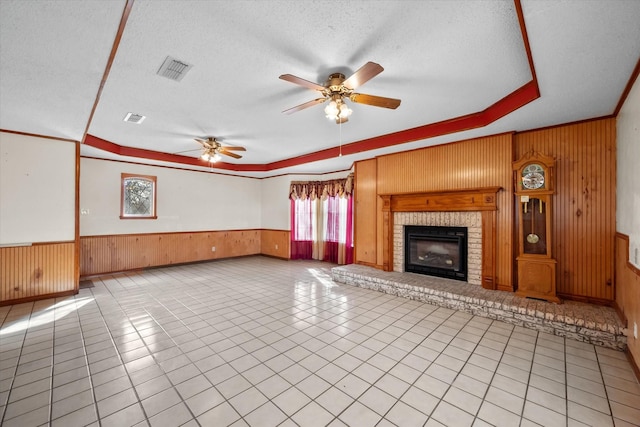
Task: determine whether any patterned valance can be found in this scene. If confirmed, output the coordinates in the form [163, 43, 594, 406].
[289, 174, 354, 200]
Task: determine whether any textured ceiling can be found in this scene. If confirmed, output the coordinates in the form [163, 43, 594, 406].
[1, 0, 639, 178]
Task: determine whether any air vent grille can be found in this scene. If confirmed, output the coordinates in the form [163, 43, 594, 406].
[123, 112, 146, 124]
[157, 56, 193, 81]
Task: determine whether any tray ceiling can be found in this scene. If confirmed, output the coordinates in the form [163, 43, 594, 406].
[1, 0, 639, 177]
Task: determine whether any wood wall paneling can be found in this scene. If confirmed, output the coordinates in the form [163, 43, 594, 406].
[354, 159, 378, 266]
[80, 230, 263, 277]
[354, 120, 616, 300]
[373, 134, 514, 289]
[615, 233, 640, 380]
[515, 118, 616, 300]
[1, 242, 76, 305]
[260, 229, 290, 259]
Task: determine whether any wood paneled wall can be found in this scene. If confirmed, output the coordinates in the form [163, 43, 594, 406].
[515, 118, 616, 300]
[615, 233, 640, 378]
[373, 133, 514, 288]
[260, 230, 290, 259]
[354, 159, 378, 266]
[80, 230, 261, 276]
[354, 119, 617, 300]
[1, 242, 76, 304]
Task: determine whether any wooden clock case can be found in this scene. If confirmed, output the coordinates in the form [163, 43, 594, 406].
[513, 151, 561, 303]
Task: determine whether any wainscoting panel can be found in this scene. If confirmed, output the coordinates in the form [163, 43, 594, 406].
[354, 159, 378, 266]
[615, 233, 640, 378]
[80, 230, 261, 277]
[1, 242, 76, 304]
[374, 133, 514, 289]
[515, 118, 616, 300]
[260, 229, 290, 259]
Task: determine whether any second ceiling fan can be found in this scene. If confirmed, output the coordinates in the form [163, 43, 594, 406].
[195, 137, 245, 163]
[280, 61, 401, 124]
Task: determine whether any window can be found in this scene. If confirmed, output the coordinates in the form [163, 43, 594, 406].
[120, 174, 157, 219]
[289, 176, 354, 264]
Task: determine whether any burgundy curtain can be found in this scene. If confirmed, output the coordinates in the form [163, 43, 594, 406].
[345, 194, 354, 264]
[290, 199, 313, 260]
[323, 195, 341, 263]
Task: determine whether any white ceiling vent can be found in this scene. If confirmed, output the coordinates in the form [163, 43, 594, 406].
[157, 56, 193, 81]
[123, 112, 146, 124]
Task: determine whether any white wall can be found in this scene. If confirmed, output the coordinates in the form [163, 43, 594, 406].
[80, 158, 262, 236]
[260, 170, 352, 230]
[617, 74, 640, 268]
[0, 132, 76, 244]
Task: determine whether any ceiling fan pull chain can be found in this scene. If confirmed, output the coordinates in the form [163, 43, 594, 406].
[339, 119, 343, 157]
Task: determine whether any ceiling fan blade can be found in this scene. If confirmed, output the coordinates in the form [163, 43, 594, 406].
[219, 149, 242, 159]
[221, 146, 246, 151]
[279, 74, 325, 91]
[343, 62, 384, 90]
[174, 148, 200, 154]
[194, 138, 213, 148]
[349, 93, 401, 109]
[282, 97, 326, 114]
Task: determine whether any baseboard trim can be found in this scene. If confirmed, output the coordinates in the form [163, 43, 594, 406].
[557, 293, 613, 307]
[626, 348, 640, 382]
[612, 300, 628, 327]
[0, 290, 77, 307]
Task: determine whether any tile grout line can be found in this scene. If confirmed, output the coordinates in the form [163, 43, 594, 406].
[594, 346, 615, 425]
[328, 306, 462, 425]
[448, 318, 526, 426]
[519, 328, 541, 427]
[85, 283, 154, 426]
[0, 303, 36, 426]
[565, 337, 569, 426]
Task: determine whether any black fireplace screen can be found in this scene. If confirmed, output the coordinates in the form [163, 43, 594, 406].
[404, 225, 468, 281]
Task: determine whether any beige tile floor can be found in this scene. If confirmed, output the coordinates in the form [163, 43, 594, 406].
[0, 256, 639, 427]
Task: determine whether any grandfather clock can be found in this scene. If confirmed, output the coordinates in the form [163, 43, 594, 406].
[513, 151, 561, 303]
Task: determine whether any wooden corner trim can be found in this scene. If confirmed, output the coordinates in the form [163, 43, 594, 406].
[616, 232, 640, 276]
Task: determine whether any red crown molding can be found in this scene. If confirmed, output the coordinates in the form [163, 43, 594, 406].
[84, 0, 539, 173]
[85, 78, 539, 172]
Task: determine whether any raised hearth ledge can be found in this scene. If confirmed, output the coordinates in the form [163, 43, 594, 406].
[332, 264, 627, 351]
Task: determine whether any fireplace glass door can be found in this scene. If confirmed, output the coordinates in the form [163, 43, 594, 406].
[404, 226, 468, 281]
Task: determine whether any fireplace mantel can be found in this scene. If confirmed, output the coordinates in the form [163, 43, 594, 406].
[380, 187, 502, 290]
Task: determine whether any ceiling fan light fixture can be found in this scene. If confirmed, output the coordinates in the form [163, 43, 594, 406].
[339, 103, 352, 118]
[201, 148, 222, 163]
[324, 101, 338, 118]
[325, 98, 352, 121]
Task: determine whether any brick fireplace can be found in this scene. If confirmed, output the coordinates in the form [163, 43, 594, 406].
[380, 187, 501, 289]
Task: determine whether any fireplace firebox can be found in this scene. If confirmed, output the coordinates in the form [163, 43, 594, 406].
[404, 225, 468, 281]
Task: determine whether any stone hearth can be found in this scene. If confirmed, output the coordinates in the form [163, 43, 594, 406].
[332, 264, 627, 351]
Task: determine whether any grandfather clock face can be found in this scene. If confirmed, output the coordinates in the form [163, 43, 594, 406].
[521, 163, 545, 190]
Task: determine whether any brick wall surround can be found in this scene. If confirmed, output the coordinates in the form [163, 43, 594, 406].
[394, 211, 482, 285]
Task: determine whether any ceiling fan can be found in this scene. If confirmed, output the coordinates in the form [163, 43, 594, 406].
[279, 61, 401, 124]
[195, 137, 246, 163]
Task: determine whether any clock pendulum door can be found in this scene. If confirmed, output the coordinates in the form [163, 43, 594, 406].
[526, 199, 539, 244]
[516, 196, 560, 303]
